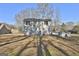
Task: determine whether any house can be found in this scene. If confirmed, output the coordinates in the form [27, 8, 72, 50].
[23, 18, 52, 35]
[15, 4, 59, 35]
[0, 23, 11, 34]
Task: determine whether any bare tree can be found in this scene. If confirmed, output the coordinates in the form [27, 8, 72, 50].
[37, 3, 54, 19]
[15, 3, 61, 32]
[52, 7, 61, 32]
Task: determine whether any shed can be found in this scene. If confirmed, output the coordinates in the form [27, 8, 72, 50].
[0, 23, 11, 34]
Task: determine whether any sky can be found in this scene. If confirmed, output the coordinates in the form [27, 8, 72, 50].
[0, 3, 79, 25]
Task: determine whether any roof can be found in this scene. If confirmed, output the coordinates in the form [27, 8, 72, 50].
[0, 23, 11, 30]
[23, 18, 51, 22]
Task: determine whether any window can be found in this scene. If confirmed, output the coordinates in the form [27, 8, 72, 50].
[26, 21, 30, 25]
[44, 21, 48, 25]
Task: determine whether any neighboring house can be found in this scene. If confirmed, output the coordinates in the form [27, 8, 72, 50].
[23, 18, 52, 35]
[67, 30, 78, 34]
[0, 23, 11, 34]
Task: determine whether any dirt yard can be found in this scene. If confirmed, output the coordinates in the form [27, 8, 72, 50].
[0, 34, 79, 56]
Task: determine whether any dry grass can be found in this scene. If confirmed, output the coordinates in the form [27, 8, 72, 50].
[0, 34, 79, 56]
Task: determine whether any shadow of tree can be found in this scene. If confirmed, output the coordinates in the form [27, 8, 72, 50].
[42, 42, 51, 56]
[48, 40, 70, 56]
[0, 36, 30, 47]
[37, 36, 43, 56]
[16, 39, 34, 56]
[37, 36, 51, 56]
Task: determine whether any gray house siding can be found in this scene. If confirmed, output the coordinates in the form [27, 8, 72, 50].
[23, 18, 52, 35]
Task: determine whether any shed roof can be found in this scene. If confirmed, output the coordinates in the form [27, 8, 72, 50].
[0, 23, 11, 30]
